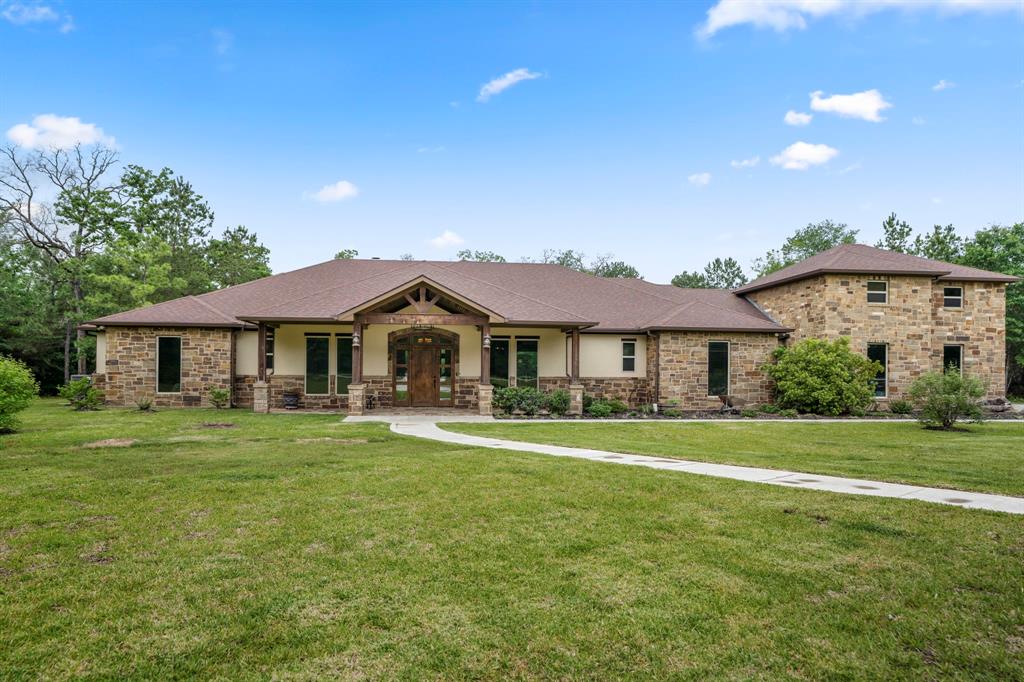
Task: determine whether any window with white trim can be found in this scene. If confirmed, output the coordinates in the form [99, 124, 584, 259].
[622, 339, 636, 372]
[265, 329, 275, 371]
[867, 280, 888, 304]
[943, 286, 963, 309]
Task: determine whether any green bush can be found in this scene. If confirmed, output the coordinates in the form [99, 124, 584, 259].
[887, 399, 913, 415]
[209, 387, 231, 409]
[135, 397, 153, 412]
[909, 370, 985, 430]
[586, 402, 613, 418]
[661, 408, 683, 418]
[779, 408, 798, 418]
[762, 338, 881, 416]
[58, 378, 103, 411]
[0, 355, 39, 433]
[604, 398, 628, 413]
[544, 389, 570, 416]
[493, 386, 545, 415]
[740, 408, 758, 418]
[757, 403, 779, 414]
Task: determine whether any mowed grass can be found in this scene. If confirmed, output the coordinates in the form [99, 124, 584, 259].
[443, 420, 1024, 496]
[0, 401, 1022, 679]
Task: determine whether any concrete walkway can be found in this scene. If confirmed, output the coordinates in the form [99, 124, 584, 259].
[349, 415, 1024, 515]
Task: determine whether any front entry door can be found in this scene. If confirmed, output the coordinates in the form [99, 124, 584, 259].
[409, 348, 437, 406]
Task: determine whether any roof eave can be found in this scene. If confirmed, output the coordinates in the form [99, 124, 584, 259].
[734, 267, 953, 294]
[643, 325, 793, 334]
[84, 320, 249, 329]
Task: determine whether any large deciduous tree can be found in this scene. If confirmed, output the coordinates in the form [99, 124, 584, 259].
[671, 257, 747, 289]
[753, 220, 858, 277]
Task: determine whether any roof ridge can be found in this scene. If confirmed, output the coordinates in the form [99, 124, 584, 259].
[187, 294, 237, 322]
[603, 278, 776, 327]
[433, 261, 590, 322]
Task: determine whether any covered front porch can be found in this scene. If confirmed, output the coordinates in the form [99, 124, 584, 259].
[244, 278, 588, 416]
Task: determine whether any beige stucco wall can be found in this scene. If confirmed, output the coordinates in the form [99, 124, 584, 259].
[578, 334, 646, 378]
[236, 330, 258, 375]
[95, 331, 106, 373]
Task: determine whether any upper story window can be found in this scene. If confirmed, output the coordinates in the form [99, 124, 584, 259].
[943, 286, 963, 309]
[622, 339, 636, 372]
[866, 280, 888, 304]
[157, 336, 182, 393]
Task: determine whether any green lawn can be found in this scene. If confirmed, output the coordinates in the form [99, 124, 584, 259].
[443, 421, 1024, 497]
[1, 400, 1023, 679]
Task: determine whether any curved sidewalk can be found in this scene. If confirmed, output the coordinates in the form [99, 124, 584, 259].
[385, 419, 1024, 515]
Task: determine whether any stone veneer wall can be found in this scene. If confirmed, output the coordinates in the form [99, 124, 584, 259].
[538, 376, 650, 407]
[749, 275, 1007, 399]
[657, 331, 778, 410]
[234, 375, 256, 409]
[100, 326, 233, 407]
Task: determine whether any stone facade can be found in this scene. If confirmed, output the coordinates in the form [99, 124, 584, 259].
[99, 326, 233, 407]
[234, 374, 256, 408]
[656, 331, 779, 410]
[538, 376, 651, 407]
[750, 275, 1007, 400]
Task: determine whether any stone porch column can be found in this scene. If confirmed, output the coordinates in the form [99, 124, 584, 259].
[348, 384, 366, 416]
[253, 380, 270, 413]
[569, 383, 584, 416]
[478, 383, 493, 416]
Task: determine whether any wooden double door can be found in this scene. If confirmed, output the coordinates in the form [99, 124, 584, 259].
[394, 333, 454, 407]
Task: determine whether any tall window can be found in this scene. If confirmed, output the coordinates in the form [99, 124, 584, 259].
[394, 347, 409, 403]
[867, 280, 888, 304]
[707, 341, 729, 397]
[265, 329, 275, 371]
[305, 335, 330, 394]
[867, 343, 887, 397]
[336, 334, 353, 394]
[157, 336, 181, 393]
[943, 345, 962, 374]
[515, 338, 539, 390]
[490, 338, 510, 388]
[943, 286, 963, 309]
[622, 339, 636, 372]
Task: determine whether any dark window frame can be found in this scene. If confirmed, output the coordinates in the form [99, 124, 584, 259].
[335, 333, 353, 395]
[514, 337, 539, 390]
[707, 341, 729, 397]
[866, 280, 888, 304]
[943, 344, 963, 375]
[622, 338, 636, 373]
[156, 336, 182, 394]
[304, 333, 331, 395]
[490, 337, 511, 389]
[867, 343, 887, 398]
[943, 286, 963, 309]
[265, 329, 275, 372]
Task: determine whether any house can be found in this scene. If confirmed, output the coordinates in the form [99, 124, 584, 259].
[85, 244, 1017, 415]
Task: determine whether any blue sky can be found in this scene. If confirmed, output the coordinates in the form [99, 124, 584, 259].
[2, 0, 1022, 282]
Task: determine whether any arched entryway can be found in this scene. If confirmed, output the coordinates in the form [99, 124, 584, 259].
[390, 329, 459, 407]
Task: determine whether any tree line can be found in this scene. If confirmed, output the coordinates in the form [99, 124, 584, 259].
[1, 145, 271, 392]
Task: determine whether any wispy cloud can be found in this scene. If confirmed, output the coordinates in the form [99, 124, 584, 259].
[784, 110, 812, 126]
[477, 68, 542, 103]
[2, 2, 74, 32]
[932, 79, 956, 92]
[687, 172, 712, 187]
[417, 145, 446, 154]
[429, 230, 465, 248]
[912, 116, 927, 126]
[836, 162, 862, 175]
[810, 89, 892, 122]
[697, 0, 1018, 38]
[770, 141, 839, 171]
[307, 180, 359, 203]
[6, 114, 114, 149]
[730, 156, 760, 169]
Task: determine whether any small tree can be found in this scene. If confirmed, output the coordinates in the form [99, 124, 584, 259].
[909, 369, 985, 430]
[58, 378, 103, 411]
[0, 355, 40, 433]
[762, 338, 880, 416]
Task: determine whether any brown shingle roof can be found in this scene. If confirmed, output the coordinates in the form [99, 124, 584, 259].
[87, 258, 790, 333]
[734, 243, 1019, 294]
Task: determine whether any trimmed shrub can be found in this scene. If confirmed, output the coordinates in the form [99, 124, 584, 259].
[209, 387, 231, 409]
[493, 386, 545, 416]
[762, 338, 881, 416]
[0, 355, 39, 433]
[58, 378, 103, 411]
[586, 402, 613, 418]
[909, 370, 985, 430]
[757, 403, 779, 414]
[544, 389, 570, 416]
[604, 398, 628, 414]
[661, 408, 683, 418]
[778, 408, 798, 418]
[887, 398, 913, 415]
[740, 408, 758, 418]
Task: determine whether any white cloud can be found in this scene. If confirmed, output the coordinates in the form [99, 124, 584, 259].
[837, 162, 861, 175]
[477, 68, 542, 102]
[417, 145, 445, 154]
[2, 2, 74, 32]
[308, 180, 359, 203]
[697, 1, 1018, 38]
[687, 172, 712, 187]
[770, 141, 839, 170]
[932, 79, 956, 92]
[912, 116, 926, 125]
[730, 156, 760, 169]
[784, 110, 812, 126]
[212, 29, 234, 56]
[810, 89, 892, 122]
[6, 114, 114, 149]
[429, 230, 465, 248]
